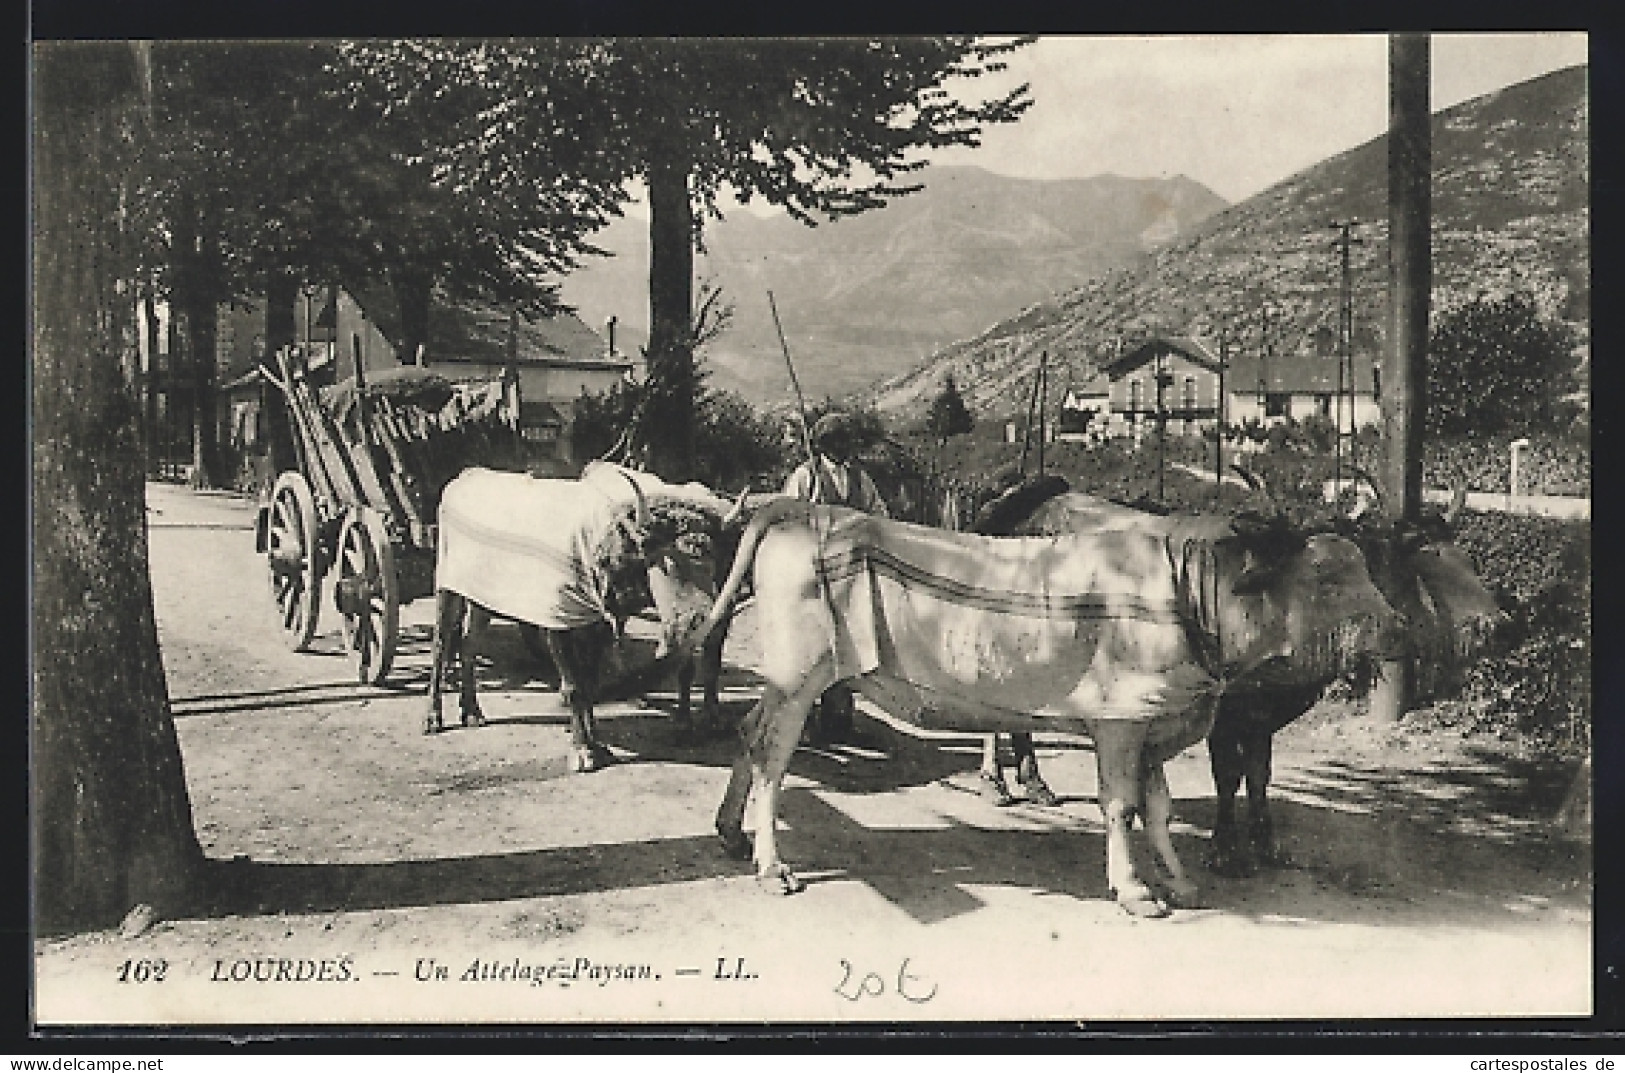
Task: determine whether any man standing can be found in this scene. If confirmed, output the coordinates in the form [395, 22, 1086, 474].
[783, 411, 889, 744]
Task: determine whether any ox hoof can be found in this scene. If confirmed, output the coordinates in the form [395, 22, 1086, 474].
[1020, 776, 1061, 808]
[1116, 895, 1172, 919]
[423, 719, 443, 736]
[755, 865, 805, 896]
[1110, 881, 1170, 918]
[460, 707, 486, 729]
[570, 746, 617, 774]
[717, 826, 754, 861]
[1112, 891, 1172, 919]
[978, 772, 1017, 807]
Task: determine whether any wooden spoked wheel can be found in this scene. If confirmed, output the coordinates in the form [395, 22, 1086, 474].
[266, 471, 322, 651]
[335, 508, 399, 686]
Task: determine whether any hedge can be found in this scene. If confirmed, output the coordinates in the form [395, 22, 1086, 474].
[1423, 433, 1590, 497]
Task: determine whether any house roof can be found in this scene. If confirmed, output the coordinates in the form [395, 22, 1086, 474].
[1225, 353, 1381, 396]
[1102, 336, 1223, 376]
[349, 283, 624, 370]
[1065, 372, 1110, 399]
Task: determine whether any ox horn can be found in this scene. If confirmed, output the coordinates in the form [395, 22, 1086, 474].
[723, 485, 750, 528]
[1443, 483, 1467, 528]
[1230, 463, 1278, 509]
[1347, 464, 1387, 518]
[617, 469, 652, 531]
[1231, 463, 1287, 519]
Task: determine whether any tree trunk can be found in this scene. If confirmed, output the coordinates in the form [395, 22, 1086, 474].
[391, 265, 433, 367]
[33, 42, 205, 936]
[184, 288, 220, 489]
[170, 194, 221, 489]
[141, 291, 160, 474]
[642, 156, 698, 482]
[263, 268, 299, 476]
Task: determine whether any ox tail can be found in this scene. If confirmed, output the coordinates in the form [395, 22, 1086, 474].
[699, 497, 813, 643]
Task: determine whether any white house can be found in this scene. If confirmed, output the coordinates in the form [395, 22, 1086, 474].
[1224, 353, 1383, 432]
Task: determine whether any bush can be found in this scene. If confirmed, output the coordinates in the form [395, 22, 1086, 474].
[1427, 291, 1580, 437]
[1431, 510, 1591, 750]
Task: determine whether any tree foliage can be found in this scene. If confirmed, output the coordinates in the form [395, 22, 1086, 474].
[1427, 291, 1580, 436]
[572, 380, 788, 492]
[131, 41, 628, 483]
[443, 37, 1033, 480]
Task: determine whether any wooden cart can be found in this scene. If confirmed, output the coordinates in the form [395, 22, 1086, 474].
[254, 344, 524, 685]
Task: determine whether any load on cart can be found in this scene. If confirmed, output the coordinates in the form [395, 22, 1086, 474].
[254, 343, 530, 685]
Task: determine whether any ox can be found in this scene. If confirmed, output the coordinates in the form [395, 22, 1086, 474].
[696, 498, 1402, 917]
[976, 472, 1505, 875]
[427, 463, 733, 770]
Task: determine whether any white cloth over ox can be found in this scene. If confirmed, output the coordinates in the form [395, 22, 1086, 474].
[803, 507, 1221, 753]
[436, 465, 643, 630]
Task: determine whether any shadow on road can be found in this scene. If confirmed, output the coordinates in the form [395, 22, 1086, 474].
[162, 700, 1590, 935]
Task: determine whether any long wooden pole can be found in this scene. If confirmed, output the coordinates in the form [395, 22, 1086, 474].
[1019, 355, 1042, 478]
[1372, 32, 1432, 722]
[768, 291, 822, 499]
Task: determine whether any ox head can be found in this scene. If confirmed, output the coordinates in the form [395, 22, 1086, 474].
[645, 508, 724, 666]
[1194, 510, 1405, 690]
[1339, 469, 1509, 700]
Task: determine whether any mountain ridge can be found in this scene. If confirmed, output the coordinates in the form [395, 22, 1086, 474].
[861, 65, 1589, 420]
[559, 164, 1228, 403]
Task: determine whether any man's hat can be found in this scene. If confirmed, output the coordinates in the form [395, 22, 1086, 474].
[811, 412, 855, 451]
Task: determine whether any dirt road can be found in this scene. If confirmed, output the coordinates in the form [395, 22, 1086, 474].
[34, 483, 1592, 1025]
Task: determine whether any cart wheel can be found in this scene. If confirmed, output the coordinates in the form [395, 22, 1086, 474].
[336, 508, 398, 686]
[266, 471, 322, 651]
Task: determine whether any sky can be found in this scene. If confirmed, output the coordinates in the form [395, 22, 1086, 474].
[929, 33, 1589, 204]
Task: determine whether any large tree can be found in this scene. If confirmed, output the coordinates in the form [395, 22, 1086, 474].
[430, 37, 1033, 481]
[610, 37, 1031, 481]
[34, 41, 206, 933]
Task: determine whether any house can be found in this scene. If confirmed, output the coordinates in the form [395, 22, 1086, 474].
[199, 285, 628, 489]
[1100, 336, 1224, 438]
[1224, 352, 1383, 431]
[1056, 372, 1110, 441]
[1075, 334, 1384, 448]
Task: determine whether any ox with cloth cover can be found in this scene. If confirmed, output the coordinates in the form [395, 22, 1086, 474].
[704, 498, 1400, 917]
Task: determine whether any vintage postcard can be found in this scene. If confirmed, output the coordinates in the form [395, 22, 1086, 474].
[31, 34, 1592, 1029]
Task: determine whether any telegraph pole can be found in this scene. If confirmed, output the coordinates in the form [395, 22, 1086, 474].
[1329, 220, 1365, 495]
[1215, 320, 1231, 505]
[1371, 32, 1433, 722]
[1037, 349, 1048, 477]
[1154, 348, 1167, 502]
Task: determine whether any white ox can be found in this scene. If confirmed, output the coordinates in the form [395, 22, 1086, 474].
[428, 463, 731, 770]
[698, 498, 1402, 917]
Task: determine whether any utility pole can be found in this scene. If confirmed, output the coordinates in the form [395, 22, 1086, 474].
[1037, 350, 1048, 477]
[1215, 320, 1230, 505]
[1154, 347, 1168, 503]
[1371, 32, 1433, 723]
[1329, 220, 1365, 495]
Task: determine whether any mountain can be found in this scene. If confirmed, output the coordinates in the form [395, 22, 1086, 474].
[558, 165, 1226, 404]
[863, 65, 1590, 420]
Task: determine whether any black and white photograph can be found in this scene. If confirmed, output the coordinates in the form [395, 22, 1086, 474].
[30, 33, 1593, 1028]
